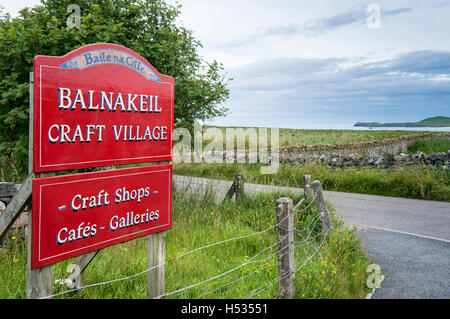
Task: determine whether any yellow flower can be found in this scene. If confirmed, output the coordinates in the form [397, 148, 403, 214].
[301, 293, 305, 298]
[210, 212, 214, 215]
[12, 236, 16, 240]
[321, 270, 325, 275]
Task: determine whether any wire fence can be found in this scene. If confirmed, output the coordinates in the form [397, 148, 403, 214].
[40, 182, 329, 300]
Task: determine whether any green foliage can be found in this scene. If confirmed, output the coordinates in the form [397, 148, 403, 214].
[407, 138, 450, 155]
[0, 0, 230, 172]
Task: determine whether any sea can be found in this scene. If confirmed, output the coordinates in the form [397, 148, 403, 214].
[284, 125, 450, 132]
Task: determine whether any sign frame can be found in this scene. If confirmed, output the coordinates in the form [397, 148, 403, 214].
[31, 164, 173, 270]
[33, 43, 174, 173]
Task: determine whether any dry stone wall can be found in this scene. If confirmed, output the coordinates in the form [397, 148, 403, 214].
[279, 132, 450, 168]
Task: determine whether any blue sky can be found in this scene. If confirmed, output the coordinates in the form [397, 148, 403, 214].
[3, 0, 450, 128]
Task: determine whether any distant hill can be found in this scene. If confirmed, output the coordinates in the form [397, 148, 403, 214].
[354, 116, 450, 128]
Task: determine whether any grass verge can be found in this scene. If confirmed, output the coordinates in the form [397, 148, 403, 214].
[174, 163, 450, 202]
[0, 186, 372, 299]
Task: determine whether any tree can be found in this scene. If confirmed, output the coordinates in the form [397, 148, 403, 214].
[0, 0, 230, 172]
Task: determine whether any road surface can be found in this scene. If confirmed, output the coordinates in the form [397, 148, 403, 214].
[173, 175, 450, 299]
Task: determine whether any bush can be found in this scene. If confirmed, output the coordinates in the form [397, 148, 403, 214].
[0, 0, 230, 173]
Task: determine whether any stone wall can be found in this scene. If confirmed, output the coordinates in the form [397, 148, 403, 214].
[280, 150, 450, 169]
[278, 132, 450, 168]
[280, 132, 450, 158]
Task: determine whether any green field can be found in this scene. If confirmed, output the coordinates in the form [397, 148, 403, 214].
[0, 187, 372, 299]
[204, 126, 427, 147]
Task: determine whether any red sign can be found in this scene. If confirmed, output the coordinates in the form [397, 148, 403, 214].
[31, 164, 172, 269]
[33, 43, 174, 173]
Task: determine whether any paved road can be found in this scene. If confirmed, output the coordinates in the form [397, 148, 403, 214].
[173, 175, 450, 299]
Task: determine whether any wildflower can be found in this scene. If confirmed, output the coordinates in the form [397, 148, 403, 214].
[11, 236, 16, 240]
[321, 270, 325, 275]
[301, 293, 305, 298]
[210, 212, 214, 215]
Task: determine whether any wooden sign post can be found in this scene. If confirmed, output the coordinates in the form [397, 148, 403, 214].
[25, 43, 174, 298]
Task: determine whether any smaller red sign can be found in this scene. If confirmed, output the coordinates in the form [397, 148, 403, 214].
[31, 164, 172, 269]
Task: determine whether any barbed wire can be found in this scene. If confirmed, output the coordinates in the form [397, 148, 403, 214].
[40, 187, 326, 300]
[40, 209, 291, 299]
[158, 209, 325, 299]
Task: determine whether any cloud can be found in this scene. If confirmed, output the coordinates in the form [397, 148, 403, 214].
[222, 6, 411, 48]
[266, 7, 411, 37]
[217, 50, 450, 127]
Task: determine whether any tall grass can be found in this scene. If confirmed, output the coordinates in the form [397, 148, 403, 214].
[0, 187, 372, 299]
[407, 138, 450, 154]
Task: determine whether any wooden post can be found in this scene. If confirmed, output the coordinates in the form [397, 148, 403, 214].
[234, 173, 244, 202]
[146, 161, 169, 299]
[276, 197, 295, 299]
[0, 174, 32, 242]
[302, 174, 312, 199]
[25, 181, 56, 298]
[147, 230, 167, 298]
[26, 71, 54, 299]
[223, 173, 244, 203]
[311, 180, 332, 234]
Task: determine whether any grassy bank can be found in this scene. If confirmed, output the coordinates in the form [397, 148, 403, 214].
[0, 187, 372, 299]
[174, 163, 450, 202]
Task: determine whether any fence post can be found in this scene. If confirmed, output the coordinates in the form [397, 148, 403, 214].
[223, 173, 244, 203]
[311, 180, 332, 233]
[303, 174, 312, 199]
[26, 71, 54, 299]
[276, 197, 295, 299]
[147, 230, 167, 299]
[234, 173, 244, 202]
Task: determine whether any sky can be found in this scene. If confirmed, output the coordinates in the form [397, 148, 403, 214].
[2, 0, 450, 129]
